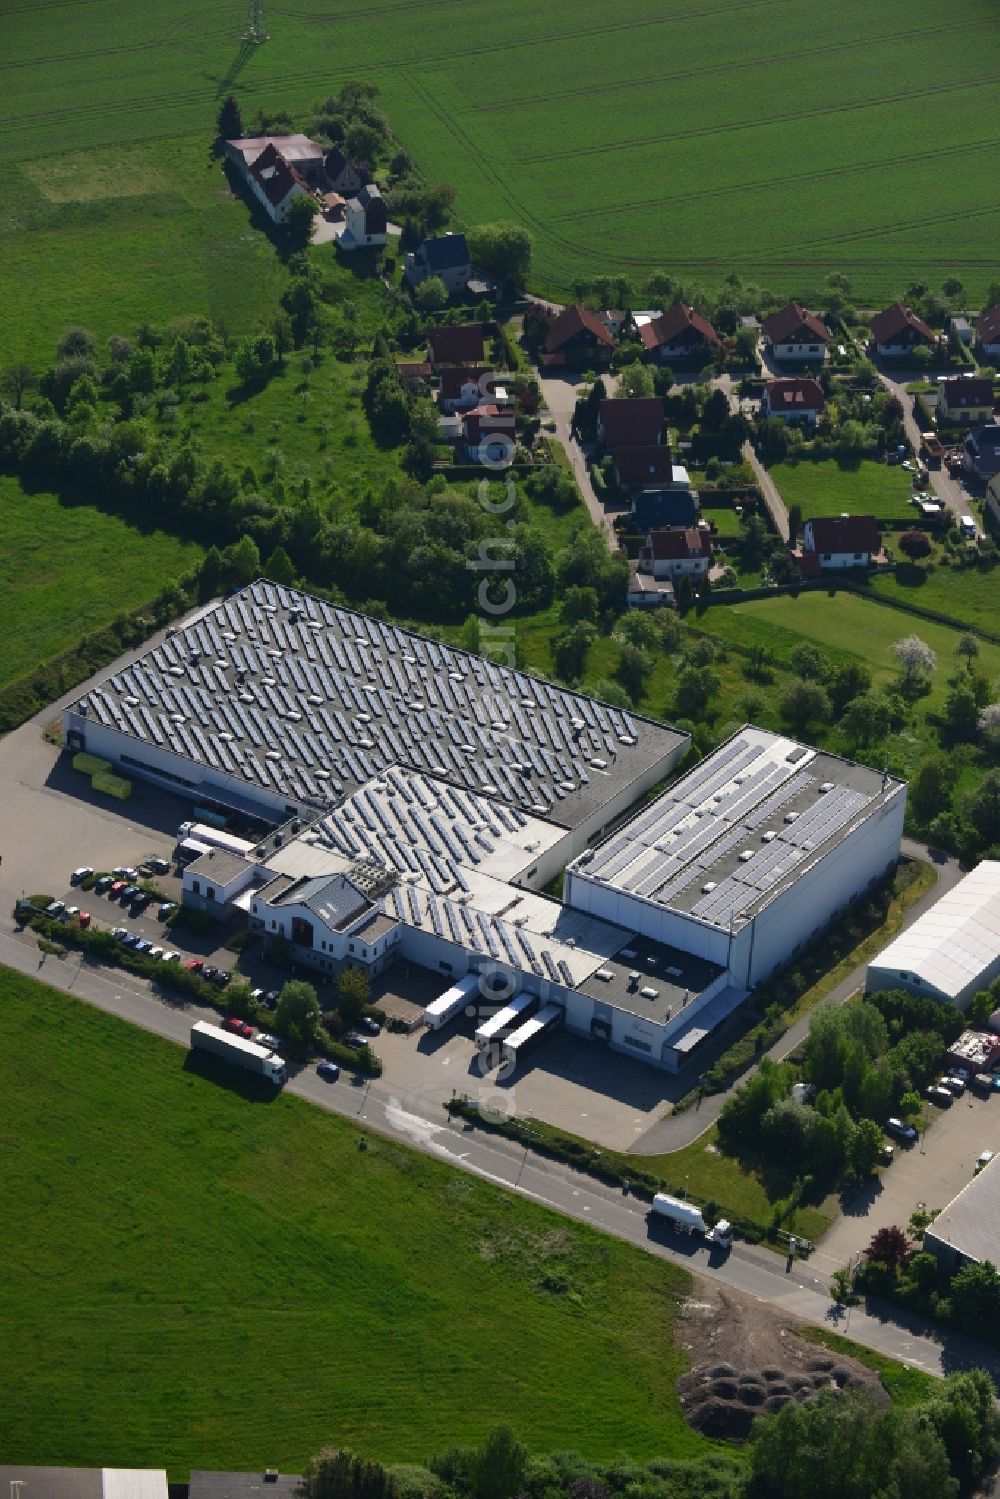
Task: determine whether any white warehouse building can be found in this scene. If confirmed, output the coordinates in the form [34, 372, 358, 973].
[866, 860, 1000, 1010]
[61, 584, 907, 1073]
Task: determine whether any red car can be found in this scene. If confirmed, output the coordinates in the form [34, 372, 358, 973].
[184, 958, 205, 973]
[78, 911, 92, 929]
[223, 1015, 253, 1039]
[109, 880, 126, 895]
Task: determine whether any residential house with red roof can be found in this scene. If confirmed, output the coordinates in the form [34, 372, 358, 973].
[762, 302, 830, 362]
[341, 183, 388, 250]
[427, 323, 487, 370]
[869, 303, 936, 358]
[938, 376, 995, 425]
[324, 147, 367, 197]
[596, 397, 664, 451]
[638, 528, 713, 580]
[231, 139, 315, 224]
[638, 303, 720, 362]
[761, 377, 826, 427]
[541, 305, 615, 367]
[975, 306, 1000, 360]
[613, 447, 677, 492]
[800, 515, 880, 573]
[463, 405, 515, 466]
[227, 133, 326, 184]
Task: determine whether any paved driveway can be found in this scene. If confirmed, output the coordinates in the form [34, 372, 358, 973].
[536, 370, 616, 539]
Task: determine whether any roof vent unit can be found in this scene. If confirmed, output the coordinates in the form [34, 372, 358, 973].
[627, 970, 641, 990]
[818, 781, 835, 793]
[640, 986, 658, 999]
[620, 948, 638, 959]
[701, 881, 717, 894]
[595, 968, 613, 981]
[266, 750, 281, 761]
[590, 757, 608, 770]
[761, 830, 777, 843]
[784, 811, 800, 823]
[739, 850, 755, 862]
[646, 956, 657, 966]
[170, 713, 186, 724]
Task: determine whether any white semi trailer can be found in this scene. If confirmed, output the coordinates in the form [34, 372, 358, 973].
[190, 1021, 286, 1086]
[647, 1192, 733, 1249]
[177, 822, 256, 858]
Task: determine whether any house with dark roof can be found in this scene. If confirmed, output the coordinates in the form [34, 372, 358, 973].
[234, 140, 314, 224]
[938, 376, 994, 425]
[597, 397, 664, 451]
[541, 304, 615, 367]
[869, 302, 936, 357]
[629, 488, 700, 531]
[800, 514, 879, 572]
[438, 365, 512, 414]
[341, 183, 388, 250]
[427, 323, 487, 369]
[463, 405, 515, 465]
[324, 147, 366, 197]
[965, 422, 1000, 483]
[761, 377, 826, 426]
[975, 305, 1000, 359]
[761, 302, 830, 362]
[227, 133, 326, 185]
[613, 446, 677, 491]
[638, 302, 720, 361]
[638, 527, 712, 579]
[404, 232, 473, 298]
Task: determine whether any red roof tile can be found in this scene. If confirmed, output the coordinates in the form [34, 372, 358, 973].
[804, 514, 879, 554]
[427, 324, 487, 367]
[598, 397, 665, 450]
[976, 305, 1000, 345]
[439, 365, 492, 401]
[762, 301, 830, 345]
[544, 304, 615, 354]
[639, 302, 720, 351]
[644, 528, 712, 561]
[940, 377, 994, 408]
[869, 302, 935, 345]
[765, 378, 825, 414]
[249, 141, 310, 208]
[614, 446, 675, 487]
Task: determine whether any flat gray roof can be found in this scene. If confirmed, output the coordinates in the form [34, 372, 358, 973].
[574, 727, 903, 928]
[925, 1155, 1000, 1266]
[186, 847, 251, 883]
[189, 1476, 303, 1499]
[72, 580, 684, 829]
[576, 934, 723, 1026]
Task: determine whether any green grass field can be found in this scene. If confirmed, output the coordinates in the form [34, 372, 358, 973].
[770, 460, 914, 522]
[0, 967, 713, 1477]
[0, 476, 202, 687]
[1, 0, 995, 362]
[870, 556, 1000, 634]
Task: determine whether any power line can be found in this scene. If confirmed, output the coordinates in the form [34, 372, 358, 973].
[242, 0, 268, 45]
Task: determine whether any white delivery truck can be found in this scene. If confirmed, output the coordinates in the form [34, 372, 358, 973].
[647, 1192, 733, 1249]
[177, 822, 256, 858]
[190, 1021, 286, 1086]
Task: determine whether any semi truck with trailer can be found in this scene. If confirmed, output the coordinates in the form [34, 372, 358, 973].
[177, 822, 256, 858]
[647, 1192, 733, 1249]
[190, 1021, 287, 1086]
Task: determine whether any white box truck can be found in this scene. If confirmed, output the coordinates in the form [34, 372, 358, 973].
[647, 1192, 733, 1249]
[190, 1021, 286, 1086]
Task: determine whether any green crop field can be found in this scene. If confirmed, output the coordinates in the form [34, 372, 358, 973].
[770, 459, 915, 522]
[0, 967, 710, 1477]
[0, 476, 202, 688]
[2, 0, 997, 362]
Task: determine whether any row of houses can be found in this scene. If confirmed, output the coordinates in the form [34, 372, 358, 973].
[225, 134, 388, 248]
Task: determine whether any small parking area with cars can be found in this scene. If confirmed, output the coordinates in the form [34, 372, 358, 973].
[819, 1084, 998, 1265]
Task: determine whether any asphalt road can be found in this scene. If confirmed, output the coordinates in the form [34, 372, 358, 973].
[4, 921, 997, 1387]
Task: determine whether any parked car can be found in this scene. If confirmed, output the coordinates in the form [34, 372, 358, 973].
[926, 1084, 953, 1107]
[317, 1061, 341, 1082]
[121, 933, 140, 948]
[359, 1015, 382, 1036]
[95, 875, 114, 893]
[134, 939, 152, 954]
[942, 1075, 966, 1096]
[972, 1073, 995, 1095]
[45, 900, 65, 918]
[250, 988, 265, 1003]
[63, 906, 80, 921]
[162, 951, 180, 963]
[70, 867, 93, 885]
[121, 885, 140, 902]
[975, 1150, 995, 1174]
[263, 990, 279, 1009]
[950, 1067, 972, 1082]
[202, 965, 219, 983]
[145, 857, 170, 875]
[78, 911, 91, 929]
[110, 881, 126, 896]
[184, 957, 205, 972]
[158, 902, 176, 920]
[113, 866, 137, 881]
[255, 1032, 281, 1049]
[223, 1016, 254, 1038]
[886, 1117, 918, 1142]
[343, 1031, 371, 1049]
[149, 946, 164, 961]
[111, 926, 128, 940]
[210, 969, 230, 988]
[131, 894, 151, 913]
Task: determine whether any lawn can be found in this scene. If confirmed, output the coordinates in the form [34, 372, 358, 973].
[0, 967, 713, 1477]
[0, 477, 202, 688]
[769, 459, 914, 521]
[0, 0, 995, 357]
[869, 554, 1000, 634]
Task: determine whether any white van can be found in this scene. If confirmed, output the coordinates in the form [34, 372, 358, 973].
[959, 515, 977, 538]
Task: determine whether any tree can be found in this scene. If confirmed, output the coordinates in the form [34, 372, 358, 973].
[263, 545, 297, 585]
[955, 631, 979, 663]
[899, 529, 932, 562]
[617, 363, 654, 398]
[216, 94, 242, 140]
[225, 534, 262, 587]
[336, 966, 370, 1022]
[950, 1259, 1000, 1335]
[413, 276, 449, 313]
[474, 1426, 528, 1499]
[590, 678, 632, 710]
[979, 702, 1000, 745]
[285, 194, 318, 252]
[674, 664, 720, 719]
[909, 754, 956, 822]
[827, 659, 871, 716]
[1, 361, 37, 409]
[789, 641, 826, 681]
[964, 769, 1000, 847]
[274, 979, 321, 1053]
[56, 325, 96, 360]
[199, 544, 224, 601]
[840, 690, 891, 746]
[865, 1225, 911, 1270]
[559, 585, 599, 626]
[892, 633, 936, 682]
[553, 622, 596, 683]
[345, 121, 384, 163]
[941, 682, 979, 743]
[970, 989, 996, 1027]
[780, 679, 831, 735]
[467, 223, 533, 287]
[674, 572, 694, 614]
[616, 641, 650, 703]
[301, 1447, 399, 1499]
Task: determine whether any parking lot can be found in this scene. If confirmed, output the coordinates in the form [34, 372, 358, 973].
[818, 1085, 999, 1266]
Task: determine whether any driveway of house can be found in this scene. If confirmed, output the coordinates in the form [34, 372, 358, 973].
[536, 370, 617, 539]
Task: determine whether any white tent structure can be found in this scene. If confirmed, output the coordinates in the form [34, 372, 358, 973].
[866, 860, 1000, 1009]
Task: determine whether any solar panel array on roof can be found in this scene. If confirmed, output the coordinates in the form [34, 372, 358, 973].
[76, 581, 676, 825]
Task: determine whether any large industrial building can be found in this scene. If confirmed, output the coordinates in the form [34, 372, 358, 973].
[924, 1155, 1000, 1274]
[62, 583, 907, 1072]
[866, 860, 1000, 1010]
